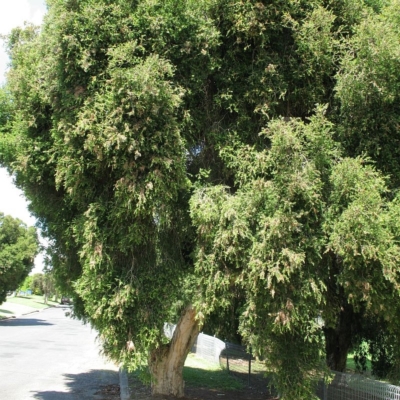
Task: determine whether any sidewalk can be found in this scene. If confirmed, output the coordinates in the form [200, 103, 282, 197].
[0, 300, 39, 319]
[0, 294, 62, 320]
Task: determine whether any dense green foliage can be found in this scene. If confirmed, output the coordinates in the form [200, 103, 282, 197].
[336, 1, 400, 186]
[190, 109, 400, 395]
[0, 213, 38, 303]
[1, 0, 400, 398]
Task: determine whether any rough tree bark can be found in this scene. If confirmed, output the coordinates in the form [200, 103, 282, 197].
[149, 305, 200, 397]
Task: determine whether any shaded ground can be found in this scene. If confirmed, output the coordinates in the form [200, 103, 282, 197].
[94, 384, 120, 400]
[30, 371, 120, 400]
[128, 370, 278, 400]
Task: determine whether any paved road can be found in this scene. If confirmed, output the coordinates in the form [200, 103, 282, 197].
[0, 307, 119, 400]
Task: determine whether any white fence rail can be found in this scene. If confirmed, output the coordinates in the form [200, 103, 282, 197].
[320, 372, 400, 400]
[192, 332, 226, 364]
[165, 323, 400, 399]
[164, 323, 225, 364]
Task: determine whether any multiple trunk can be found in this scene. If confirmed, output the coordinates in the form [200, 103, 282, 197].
[147, 273, 357, 396]
[149, 305, 200, 397]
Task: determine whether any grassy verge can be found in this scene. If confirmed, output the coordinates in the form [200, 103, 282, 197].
[128, 353, 244, 397]
[0, 294, 60, 319]
[183, 353, 243, 390]
[5, 294, 59, 309]
[0, 308, 14, 319]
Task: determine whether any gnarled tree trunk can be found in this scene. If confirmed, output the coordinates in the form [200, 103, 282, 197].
[149, 305, 200, 397]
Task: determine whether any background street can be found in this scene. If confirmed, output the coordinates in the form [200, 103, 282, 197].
[0, 306, 119, 399]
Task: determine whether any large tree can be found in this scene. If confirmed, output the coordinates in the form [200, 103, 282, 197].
[1, 0, 400, 398]
[0, 213, 39, 303]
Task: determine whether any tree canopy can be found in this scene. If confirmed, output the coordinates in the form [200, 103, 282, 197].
[1, 0, 400, 398]
[0, 213, 39, 303]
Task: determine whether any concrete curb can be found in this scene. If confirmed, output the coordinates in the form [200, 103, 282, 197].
[0, 309, 40, 320]
[1, 304, 62, 321]
[119, 366, 130, 400]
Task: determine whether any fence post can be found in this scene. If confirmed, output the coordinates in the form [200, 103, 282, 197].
[323, 380, 327, 400]
[226, 342, 229, 373]
[248, 346, 251, 387]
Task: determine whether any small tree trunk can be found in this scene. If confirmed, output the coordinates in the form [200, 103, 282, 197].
[324, 252, 359, 372]
[149, 305, 200, 397]
[324, 303, 355, 372]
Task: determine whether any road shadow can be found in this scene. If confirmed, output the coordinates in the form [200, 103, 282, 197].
[0, 308, 14, 314]
[0, 317, 53, 327]
[31, 369, 119, 400]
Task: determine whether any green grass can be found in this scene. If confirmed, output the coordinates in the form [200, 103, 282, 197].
[128, 353, 244, 392]
[5, 294, 59, 309]
[346, 351, 372, 374]
[1, 295, 51, 319]
[0, 295, 59, 319]
[183, 353, 244, 390]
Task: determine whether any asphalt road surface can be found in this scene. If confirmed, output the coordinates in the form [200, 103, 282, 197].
[0, 306, 120, 400]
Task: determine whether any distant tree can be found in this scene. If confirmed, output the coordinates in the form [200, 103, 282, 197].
[29, 273, 44, 295]
[42, 272, 57, 303]
[0, 213, 39, 303]
[20, 272, 58, 302]
[19, 275, 32, 292]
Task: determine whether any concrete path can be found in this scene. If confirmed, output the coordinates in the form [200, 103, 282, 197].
[0, 301, 39, 318]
